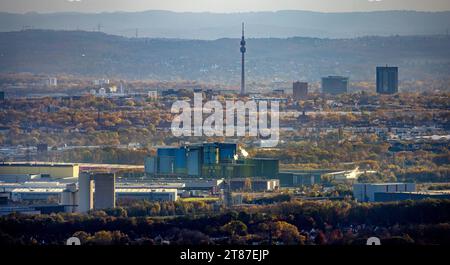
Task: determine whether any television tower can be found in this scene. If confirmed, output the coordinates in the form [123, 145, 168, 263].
[240, 22, 246, 95]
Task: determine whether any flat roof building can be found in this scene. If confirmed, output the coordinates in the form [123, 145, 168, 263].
[376, 66, 398, 94]
[322, 76, 349, 95]
[116, 188, 177, 202]
[229, 178, 279, 192]
[0, 174, 41, 183]
[0, 162, 79, 179]
[10, 188, 63, 201]
[278, 172, 323, 187]
[293, 81, 308, 100]
[353, 183, 416, 202]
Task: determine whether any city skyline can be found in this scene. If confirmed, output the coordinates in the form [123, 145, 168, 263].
[0, 0, 450, 252]
[1, 0, 450, 13]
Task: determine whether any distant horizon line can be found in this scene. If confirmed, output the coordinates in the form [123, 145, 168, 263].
[4, 28, 448, 41]
[2, 9, 450, 15]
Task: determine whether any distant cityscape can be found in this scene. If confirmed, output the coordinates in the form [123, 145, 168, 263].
[0, 8, 449, 247]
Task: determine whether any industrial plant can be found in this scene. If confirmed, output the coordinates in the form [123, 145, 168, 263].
[0, 142, 284, 215]
[3, 140, 441, 216]
[145, 142, 279, 179]
[0, 162, 177, 215]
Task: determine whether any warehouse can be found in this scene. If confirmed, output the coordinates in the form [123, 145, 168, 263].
[0, 162, 79, 179]
[278, 171, 324, 187]
[353, 183, 416, 202]
[116, 188, 177, 202]
[10, 188, 63, 201]
[229, 178, 280, 192]
[0, 181, 67, 192]
[0, 174, 41, 183]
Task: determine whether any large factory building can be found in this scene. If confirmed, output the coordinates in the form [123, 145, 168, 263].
[353, 183, 416, 202]
[0, 162, 79, 179]
[145, 142, 279, 179]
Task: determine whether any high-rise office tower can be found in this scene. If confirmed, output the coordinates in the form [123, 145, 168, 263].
[322, 76, 349, 95]
[240, 23, 246, 95]
[376, 66, 398, 94]
[293, 81, 308, 100]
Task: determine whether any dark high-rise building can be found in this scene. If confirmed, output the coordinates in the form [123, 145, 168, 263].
[376, 66, 398, 94]
[0, 91, 4, 101]
[240, 22, 246, 95]
[293, 81, 308, 100]
[321, 76, 349, 95]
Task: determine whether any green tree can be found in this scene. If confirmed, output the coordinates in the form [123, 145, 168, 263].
[221, 220, 248, 236]
[90, 231, 113, 245]
[273, 221, 304, 245]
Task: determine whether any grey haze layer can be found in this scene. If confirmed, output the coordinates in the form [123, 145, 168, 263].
[1, 0, 450, 13]
[0, 10, 450, 39]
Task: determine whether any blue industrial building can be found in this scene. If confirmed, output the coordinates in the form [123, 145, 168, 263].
[218, 143, 238, 163]
[145, 142, 279, 179]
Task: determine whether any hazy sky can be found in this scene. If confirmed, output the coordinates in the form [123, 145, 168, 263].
[1, 0, 450, 13]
